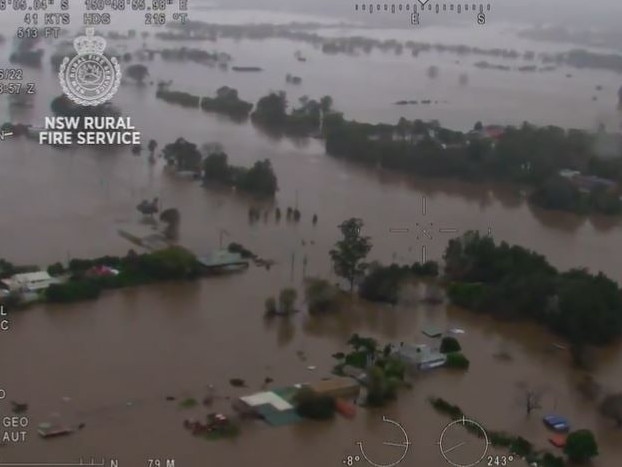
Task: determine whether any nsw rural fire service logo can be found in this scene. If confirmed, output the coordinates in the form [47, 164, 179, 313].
[59, 28, 121, 106]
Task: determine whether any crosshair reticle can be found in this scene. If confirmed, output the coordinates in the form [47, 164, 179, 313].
[389, 196, 459, 263]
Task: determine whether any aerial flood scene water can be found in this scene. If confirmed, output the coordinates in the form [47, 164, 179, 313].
[1, 1, 622, 466]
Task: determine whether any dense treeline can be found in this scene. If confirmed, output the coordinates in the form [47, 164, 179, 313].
[156, 85, 253, 120]
[200, 86, 253, 120]
[45, 247, 200, 303]
[251, 92, 334, 136]
[203, 152, 278, 197]
[325, 116, 622, 215]
[153, 86, 622, 214]
[444, 232, 622, 346]
[359, 261, 439, 304]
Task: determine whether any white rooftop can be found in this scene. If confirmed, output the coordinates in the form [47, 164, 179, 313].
[2, 271, 57, 292]
[12, 271, 52, 283]
[240, 392, 293, 411]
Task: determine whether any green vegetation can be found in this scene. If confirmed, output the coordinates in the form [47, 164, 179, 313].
[304, 278, 341, 314]
[156, 88, 200, 108]
[46, 280, 101, 303]
[46, 262, 65, 277]
[294, 387, 336, 420]
[45, 247, 199, 303]
[445, 352, 470, 369]
[163, 138, 203, 172]
[564, 430, 598, 463]
[50, 95, 122, 128]
[358, 260, 441, 304]
[251, 92, 336, 136]
[366, 363, 403, 407]
[200, 86, 253, 120]
[530, 175, 621, 215]
[444, 231, 622, 346]
[160, 208, 181, 240]
[333, 334, 406, 407]
[440, 336, 462, 354]
[178, 397, 198, 409]
[412, 261, 440, 277]
[265, 288, 298, 316]
[264, 297, 277, 315]
[430, 398, 566, 465]
[359, 264, 410, 304]
[203, 151, 278, 197]
[330, 218, 372, 292]
[126, 64, 149, 83]
[279, 288, 297, 314]
[324, 116, 622, 215]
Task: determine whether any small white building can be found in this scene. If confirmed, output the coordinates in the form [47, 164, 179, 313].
[392, 342, 447, 371]
[1, 271, 58, 293]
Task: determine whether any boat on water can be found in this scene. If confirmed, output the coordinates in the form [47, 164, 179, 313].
[38, 422, 74, 438]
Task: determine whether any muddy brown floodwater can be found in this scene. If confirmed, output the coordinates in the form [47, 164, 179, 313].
[1, 19, 622, 467]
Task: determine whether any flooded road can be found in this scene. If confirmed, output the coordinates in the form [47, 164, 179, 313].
[1, 10, 622, 467]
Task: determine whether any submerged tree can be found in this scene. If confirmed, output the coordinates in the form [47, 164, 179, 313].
[126, 63, 149, 84]
[160, 208, 181, 240]
[516, 382, 547, 416]
[148, 139, 158, 157]
[330, 218, 372, 292]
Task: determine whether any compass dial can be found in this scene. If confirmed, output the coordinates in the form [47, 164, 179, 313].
[357, 416, 411, 467]
[439, 417, 490, 467]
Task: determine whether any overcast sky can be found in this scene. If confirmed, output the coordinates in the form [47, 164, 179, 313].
[205, 0, 622, 29]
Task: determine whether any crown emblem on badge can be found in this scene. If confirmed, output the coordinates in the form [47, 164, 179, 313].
[73, 28, 107, 56]
[58, 28, 122, 106]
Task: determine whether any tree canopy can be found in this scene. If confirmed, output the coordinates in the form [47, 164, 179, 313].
[444, 231, 622, 345]
[162, 138, 202, 172]
[202, 151, 278, 197]
[564, 430, 598, 463]
[330, 218, 372, 292]
[126, 63, 149, 83]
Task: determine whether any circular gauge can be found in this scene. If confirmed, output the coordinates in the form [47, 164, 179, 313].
[438, 417, 490, 467]
[357, 416, 411, 467]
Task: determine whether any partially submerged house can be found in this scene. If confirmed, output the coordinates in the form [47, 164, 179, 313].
[557, 169, 618, 194]
[197, 249, 249, 273]
[1, 271, 58, 293]
[392, 342, 447, 371]
[234, 387, 302, 427]
[0, 271, 60, 303]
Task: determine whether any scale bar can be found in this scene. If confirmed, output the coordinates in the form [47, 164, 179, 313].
[438, 228, 458, 234]
[0, 462, 104, 466]
[389, 228, 410, 233]
[0, 464, 102, 466]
